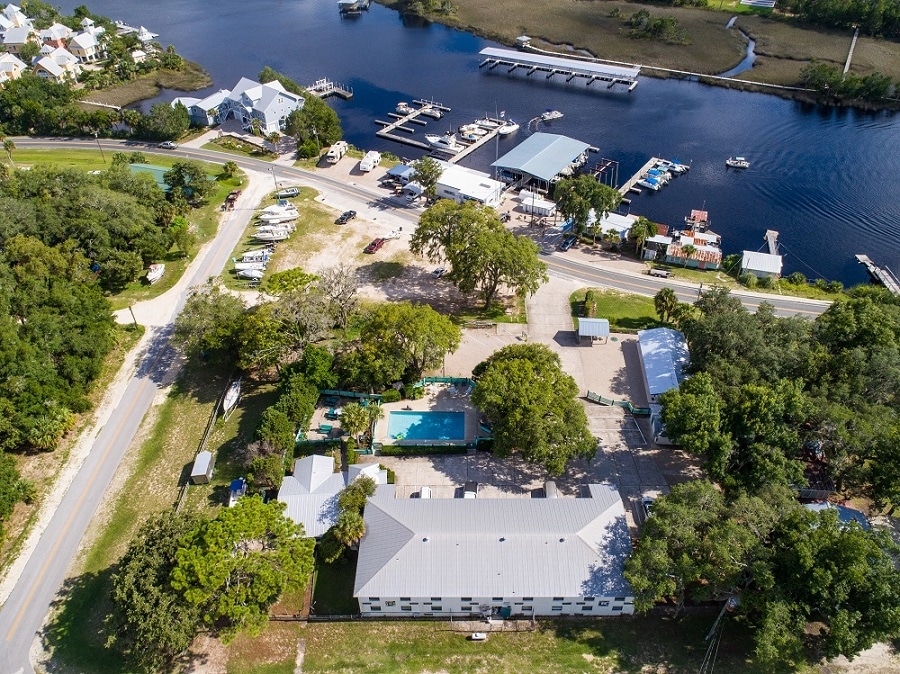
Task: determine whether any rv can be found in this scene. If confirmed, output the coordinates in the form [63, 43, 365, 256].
[326, 140, 349, 164]
[359, 150, 381, 172]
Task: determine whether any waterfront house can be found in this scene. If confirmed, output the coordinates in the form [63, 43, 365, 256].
[130, 49, 147, 64]
[1, 25, 36, 55]
[354, 483, 634, 617]
[68, 30, 104, 63]
[32, 47, 81, 83]
[1, 4, 30, 30]
[0, 51, 26, 86]
[216, 77, 305, 135]
[665, 230, 722, 269]
[278, 454, 387, 538]
[172, 89, 231, 127]
[39, 22, 71, 48]
[740, 250, 782, 279]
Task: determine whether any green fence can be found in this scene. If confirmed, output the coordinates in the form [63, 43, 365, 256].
[319, 389, 382, 402]
[411, 376, 475, 388]
[585, 390, 651, 416]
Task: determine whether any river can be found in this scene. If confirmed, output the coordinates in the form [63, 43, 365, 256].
[62, 0, 900, 285]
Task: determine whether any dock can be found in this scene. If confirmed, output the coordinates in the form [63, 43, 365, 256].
[375, 102, 459, 153]
[618, 157, 659, 196]
[306, 78, 353, 99]
[855, 255, 900, 296]
[478, 47, 639, 90]
[765, 229, 780, 255]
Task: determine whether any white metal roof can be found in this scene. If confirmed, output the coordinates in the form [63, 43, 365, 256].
[479, 48, 640, 81]
[741, 250, 783, 274]
[492, 133, 591, 182]
[437, 165, 504, 201]
[637, 328, 690, 398]
[578, 318, 610, 338]
[190, 450, 213, 476]
[354, 484, 632, 599]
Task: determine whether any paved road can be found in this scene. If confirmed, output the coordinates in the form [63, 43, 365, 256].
[0, 137, 830, 673]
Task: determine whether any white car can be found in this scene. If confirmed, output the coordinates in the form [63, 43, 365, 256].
[641, 496, 656, 519]
[157, 140, 178, 149]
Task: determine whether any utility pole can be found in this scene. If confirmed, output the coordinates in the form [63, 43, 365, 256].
[94, 131, 106, 163]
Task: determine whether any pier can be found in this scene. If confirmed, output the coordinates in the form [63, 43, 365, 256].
[765, 229, 780, 255]
[445, 121, 503, 164]
[306, 78, 353, 99]
[618, 157, 660, 196]
[478, 47, 639, 90]
[375, 104, 448, 151]
[855, 255, 900, 296]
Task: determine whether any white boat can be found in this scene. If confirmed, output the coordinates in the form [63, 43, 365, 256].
[424, 133, 463, 154]
[261, 200, 293, 213]
[259, 210, 298, 223]
[726, 156, 750, 169]
[541, 109, 563, 121]
[419, 106, 443, 119]
[637, 177, 662, 191]
[146, 263, 165, 285]
[396, 102, 414, 114]
[458, 123, 487, 137]
[497, 120, 519, 136]
[657, 159, 689, 174]
[223, 378, 241, 415]
[240, 249, 273, 263]
[254, 230, 291, 242]
[237, 268, 265, 280]
[474, 117, 501, 128]
[233, 261, 267, 271]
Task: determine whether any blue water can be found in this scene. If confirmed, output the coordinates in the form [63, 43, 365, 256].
[59, 1, 900, 285]
[388, 411, 466, 440]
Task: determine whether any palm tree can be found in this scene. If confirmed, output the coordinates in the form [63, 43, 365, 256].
[366, 403, 384, 439]
[654, 288, 679, 322]
[267, 131, 282, 154]
[629, 216, 656, 256]
[680, 244, 697, 267]
[3, 138, 15, 167]
[334, 510, 366, 547]
[341, 402, 369, 442]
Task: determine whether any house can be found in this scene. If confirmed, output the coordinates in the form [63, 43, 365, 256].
[172, 89, 231, 127]
[0, 51, 26, 85]
[740, 250, 783, 279]
[130, 49, 147, 64]
[804, 501, 869, 530]
[68, 30, 104, 63]
[39, 22, 71, 48]
[1, 4, 31, 30]
[216, 77, 305, 135]
[1, 25, 36, 54]
[665, 230, 722, 269]
[636, 327, 689, 404]
[354, 483, 634, 617]
[278, 454, 387, 538]
[32, 46, 81, 83]
[434, 162, 505, 208]
[587, 210, 637, 242]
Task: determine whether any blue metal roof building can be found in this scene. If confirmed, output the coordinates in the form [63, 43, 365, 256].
[491, 133, 591, 189]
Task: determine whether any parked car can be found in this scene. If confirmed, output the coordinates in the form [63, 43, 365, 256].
[558, 234, 577, 251]
[641, 496, 656, 519]
[463, 481, 478, 499]
[275, 187, 300, 199]
[336, 210, 357, 224]
[648, 268, 673, 279]
[431, 267, 445, 279]
[157, 140, 178, 149]
[363, 238, 386, 254]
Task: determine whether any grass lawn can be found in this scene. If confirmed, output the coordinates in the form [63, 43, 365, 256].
[302, 615, 795, 674]
[202, 136, 277, 161]
[571, 288, 664, 333]
[312, 555, 359, 615]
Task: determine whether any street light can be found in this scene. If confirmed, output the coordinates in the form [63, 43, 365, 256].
[94, 131, 105, 163]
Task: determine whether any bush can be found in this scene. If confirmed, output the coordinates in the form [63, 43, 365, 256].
[378, 445, 469, 456]
[380, 388, 402, 403]
[379, 464, 396, 484]
[759, 276, 779, 290]
[296, 138, 320, 159]
[257, 407, 295, 454]
[317, 529, 345, 564]
[787, 272, 807, 285]
[583, 290, 597, 318]
[739, 273, 758, 288]
[401, 385, 424, 400]
[826, 280, 844, 293]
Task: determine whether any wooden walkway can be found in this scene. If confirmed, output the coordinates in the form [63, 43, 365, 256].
[446, 120, 502, 164]
[856, 254, 900, 296]
[375, 107, 435, 151]
[618, 157, 659, 196]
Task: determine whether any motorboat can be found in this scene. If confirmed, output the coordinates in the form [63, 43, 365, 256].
[458, 123, 487, 137]
[458, 130, 480, 142]
[726, 156, 750, 169]
[261, 199, 293, 213]
[497, 119, 519, 136]
[657, 159, 689, 174]
[233, 260, 267, 271]
[540, 109, 563, 121]
[419, 106, 443, 119]
[474, 117, 501, 128]
[254, 230, 291, 242]
[222, 378, 241, 416]
[146, 263, 165, 285]
[424, 133, 463, 154]
[258, 210, 298, 223]
[646, 168, 671, 183]
[396, 102, 414, 114]
[637, 176, 662, 191]
[239, 249, 273, 263]
[237, 268, 265, 280]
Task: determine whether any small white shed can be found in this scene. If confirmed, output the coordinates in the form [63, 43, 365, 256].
[190, 450, 215, 484]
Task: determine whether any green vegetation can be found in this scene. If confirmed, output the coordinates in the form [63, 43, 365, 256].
[412, 200, 548, 310]
[553, 174, 621, 238]
[472, 344, 595, 475]
[204, 135, 277, 160]
[570, 288, 663, 332]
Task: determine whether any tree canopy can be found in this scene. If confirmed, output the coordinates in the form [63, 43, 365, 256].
[411, 200, 547, 310]
[172, 280, 246, 364]
[471, 344, 595, 475]
[553, 175, 621, 237]
[410, 156, 442, 198]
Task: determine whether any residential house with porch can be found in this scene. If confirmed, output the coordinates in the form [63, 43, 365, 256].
[216, 77, 305, 134]
[1, 24, 36, 55]
[39, 22, 72, 48]
[32, 46, 81, 83]
[0, 51, 26, 85]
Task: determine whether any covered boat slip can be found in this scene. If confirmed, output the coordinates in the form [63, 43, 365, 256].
[478, 48, 640, 90]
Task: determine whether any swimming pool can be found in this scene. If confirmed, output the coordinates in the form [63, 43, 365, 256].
[387, 411, 466, 441]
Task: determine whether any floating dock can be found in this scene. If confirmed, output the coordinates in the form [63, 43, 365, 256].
[374, 104, 446, 151]
[855, 254, 900, 296]
[618, 157, 660, 196]
[478, 47, 640, 90]
[445, 122, 503, 164]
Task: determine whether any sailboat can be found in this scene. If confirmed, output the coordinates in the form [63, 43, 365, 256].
[222, 378, 241, 417]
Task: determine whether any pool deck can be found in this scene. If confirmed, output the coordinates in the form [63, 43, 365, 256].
[375, 383, 479, 446]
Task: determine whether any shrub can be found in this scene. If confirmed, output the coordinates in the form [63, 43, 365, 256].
[379, 464, 396, 484]
[401, 385, 424, 400]
[826, 280, 844, 293]
[814, 278, 828, 290]
[378, 445, 469, 456]
[739, 273, 758, 288]
[759, 276, 779, 290]
[257, 407, 295, 454]
[380, 388, 402, 403]
[317, 529, 345, 564]
[787, 272, 807, 285]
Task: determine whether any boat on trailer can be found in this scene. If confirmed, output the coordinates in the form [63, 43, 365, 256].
[146, 263, 165, 285]
[222, 378, 241, 417]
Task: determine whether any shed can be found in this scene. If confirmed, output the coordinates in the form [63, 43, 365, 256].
[386, 163, 416, 184]
[519, 190, 557, 217]
[190, 450, 215, 484]
[741, 250, 783, 278]
[637, 328, 690, 403]
[578, 318, 610, 344]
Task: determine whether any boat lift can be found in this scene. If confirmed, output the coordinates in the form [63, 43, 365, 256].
[478, 48, 640, 91]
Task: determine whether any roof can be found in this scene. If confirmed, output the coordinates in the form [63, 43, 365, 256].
[2, 25, 31, 44]
[387, 164, 416, 179]
[68, 31, 97, 49]
[191, 450, 213, 475]
[637, 328, 690, 397]
[588, 210, 636, 237]
[354, 483, 632, 599]
[492, 133, 591, 182]
[578, 318, 610, 338]
[804, 502, 870, 530]
[518, 190, 557, 212]
[437, 164, 504, 200]
[479, 48, 640, 81]
[278, 454, 386, 538]
[741, 250, 783, 274]
[230, 76, 303, 115]
[33, 56, 64, 77]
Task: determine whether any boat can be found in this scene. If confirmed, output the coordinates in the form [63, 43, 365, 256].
[424, 133, 463, 154]
[222, 378, 241, 416]
[233, 261, 267, 271]
[260, 199, 294, 212]
[646, 168, 670, 183]
[254, 230, 291, 242]
[458, 130, 480, 141]
[418, 106, 443, 119]
[637, 176, 662, 191]
[726, 156, 750, 169]
[658, 159, 689, 174]
[396, 102, 414, 114]
[258, 210, 298, 222]
[237, 268, 265, 280]
[540, 109, 563, 121]
[497, 119, 519, 136]
[239, 249, 273, 263]
[458, 123, 487, 137]
[146, 263, 165, 285]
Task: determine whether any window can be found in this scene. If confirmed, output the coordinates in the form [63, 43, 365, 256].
[522, 597, 533, 601]
[369, 597, 380, 601]
[552, 597, 564, 601]
[523, 606, 532, 612]
[401, 606, 412, 612]
[431, 597, 441, 601]
[461, 597, 472, 602]
[613, 606, 623, 611]
[582, 606, 593, 612]
[584, 596, 595, 601]
[599, 601, 609, 607]
[562, 602, 572, 605]
[386, 600, 396, 606]
[615, 597, 626, 602]
[492, 597, 503, 601]
[433, 606, 443, 611]
[400, 597, 411, 601]
[552, 607, 562, 611]
[370, 606, 382, 612]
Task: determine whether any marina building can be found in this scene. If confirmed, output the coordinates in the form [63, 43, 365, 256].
[491, 132, 591, 191]
[434, 163, 504, 208]
[354, 483, 633, 617]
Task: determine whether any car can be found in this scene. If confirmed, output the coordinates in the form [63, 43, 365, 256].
[431, 267, 445, 279]
[648, 268, 674, 279]
[463, 481, 478, 499]
[499, 211, 511, 223]
[557, 234, 577, 252]
[275, 187, 300, 199]
[157, 140, 178, 149]
[363, 238, 386, 254]
[641, 496, 656, 519]
[336, 210, 357, 224]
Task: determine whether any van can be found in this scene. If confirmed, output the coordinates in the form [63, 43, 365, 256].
[648, 268, 673, 278]
[463, 481, 478, 499]
[419, 486, 432, 499]
[326, 140, 348, 164]
[359, 150, 381, 172]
